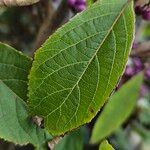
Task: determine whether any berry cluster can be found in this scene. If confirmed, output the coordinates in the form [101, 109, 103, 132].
[135, 3, 150, 21]
[145, 66, 150, 80]
[125, 55, 150, 80]
[125, 57, 143, 77]
[67, 0, 86, 12]
[124, 57, 150, 96]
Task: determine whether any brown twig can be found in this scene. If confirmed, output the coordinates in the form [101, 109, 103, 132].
[0, 0, 40, 7]
[48, 136, 62, 150]
[135, 0, 149, 5]
[31, 0, 70, 56]
[31, 0, 54, 53]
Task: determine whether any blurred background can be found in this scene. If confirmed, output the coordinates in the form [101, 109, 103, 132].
[0, 0, 149, 149]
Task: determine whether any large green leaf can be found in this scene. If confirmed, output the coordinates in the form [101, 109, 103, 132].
[0, 42, 31, 101]
[0, 81, 52, 149]
[91, 74, 143, 144]
[28, 0, 135, 136]
[0, 43, 52, 149]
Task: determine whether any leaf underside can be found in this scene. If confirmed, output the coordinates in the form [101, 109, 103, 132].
[28, 0, 135, 136]
[0, 43, 52, 149]
[91, 74, 143, 144]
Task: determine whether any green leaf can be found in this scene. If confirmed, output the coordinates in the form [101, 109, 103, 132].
[99, 140, 114, 150]
[0, 43, 52, 149]
[0, 81, 52, 149]
[0, 42, 31, 101]
[91, 73, 143, 144]
[54, 129, 84, 150]
[28, 0, 135, 136]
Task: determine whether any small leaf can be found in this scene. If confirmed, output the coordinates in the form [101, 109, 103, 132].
[0, 43, 52, 149]
[28, 0, 135, 135]
[54, 129, 84, 150]
[99, 140, 114, 150]
[91, 73, 143, 144]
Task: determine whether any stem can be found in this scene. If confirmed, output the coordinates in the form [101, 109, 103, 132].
[48, 137, 62, 150]
[31, 0, 54, 53]
[31, 0, 70, 56]
[0, 0, 40, 7]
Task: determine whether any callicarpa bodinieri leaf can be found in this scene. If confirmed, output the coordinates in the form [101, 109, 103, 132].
[0, 43, 52, 149]
[0, 42, 31, 101]
[28, 0, 135, 136]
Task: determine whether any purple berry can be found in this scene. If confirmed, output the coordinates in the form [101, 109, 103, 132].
[142, 9, 150, 20]
[75, 3, 86, 12]
[68, 0, 87, 12]
[67, 0, 76, 7]
[133, 58, 142, 67]
[135, 6, 143, 15]
[133, 58, 143, 73]
[125, 58, 143, 77]
[145, 67, 150, 79]
[76, 0, 86, 5]
[132, 42, 138, 49]
[125, 66, 135, 77]
[140, 85, 149, 96]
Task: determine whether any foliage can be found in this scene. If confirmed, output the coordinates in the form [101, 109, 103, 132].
[91, 74, 143, 143]
[0, 0, 149, 150]
[99, 140, 114, 150]
[0, 43, 52, 149]
[0, 42, 31, 101]
[54, 128, 84, 150]
[28, 0, 134, 136]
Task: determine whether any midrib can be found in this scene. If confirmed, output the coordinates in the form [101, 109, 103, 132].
[46, 1, 132, 118]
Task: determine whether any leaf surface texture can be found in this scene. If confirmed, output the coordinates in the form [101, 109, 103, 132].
[28, 0, 135, 135]
[0, 43, 52, 149]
